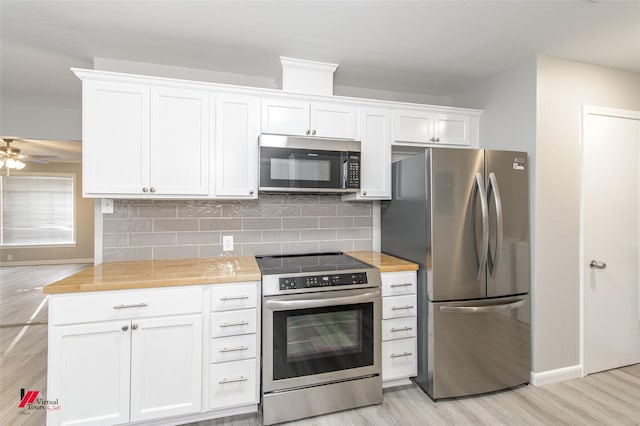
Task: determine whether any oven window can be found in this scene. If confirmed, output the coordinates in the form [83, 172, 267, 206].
[272, 302, 374, 380]
[270, 158, 332, 181]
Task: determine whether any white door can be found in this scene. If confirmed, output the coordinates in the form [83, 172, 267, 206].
[129, 314, 202, 422]
[149, 87, 209, 195]
[584, 107, 640, 375]
[310, 102, 357, 139]
[357, 107, 391, 199]
[47, 321, 131, 426]
[261, 98, 310, 136]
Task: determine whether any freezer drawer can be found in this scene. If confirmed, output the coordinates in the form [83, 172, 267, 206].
[425, 295, 530, 399]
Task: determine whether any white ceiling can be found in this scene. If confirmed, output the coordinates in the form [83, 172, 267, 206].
[1, 1, 639, 116]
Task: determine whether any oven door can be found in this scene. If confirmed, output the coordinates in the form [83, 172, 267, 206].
[262, 288, 381, 392]
[259, 146, 355, 192]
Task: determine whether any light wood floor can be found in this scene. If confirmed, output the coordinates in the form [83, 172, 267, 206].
[2, 265, 639, 426]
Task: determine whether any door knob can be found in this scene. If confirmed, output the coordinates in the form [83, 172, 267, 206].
[590, 260, 607, 269]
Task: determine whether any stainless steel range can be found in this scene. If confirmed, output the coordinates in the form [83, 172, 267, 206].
[256, 252, 383, 425]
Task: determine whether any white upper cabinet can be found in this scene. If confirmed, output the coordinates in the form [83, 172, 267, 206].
[149, 87, 209, 195]
[393, 109, 476, 146]
[343, 107, 391, 201]
[81, 78, 209, 197]
[261, 98, 357, 139]
[82, 80, 150, 196]
[214, 94, 260, 198]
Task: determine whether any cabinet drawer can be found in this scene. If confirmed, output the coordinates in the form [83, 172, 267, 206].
[382, 317, 417, 341]
[210, 282, 258, 311]
[50, 287, 203, 325]
[210, 309, 257, 337]
[382, 294, 416, 319]
[209, 358, 258, 410]
[210, 334, 257, 363]
[382, 338, 417, 381]
[381, 271, 417, 297]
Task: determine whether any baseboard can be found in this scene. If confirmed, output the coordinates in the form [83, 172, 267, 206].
[0, 258, 94, 267]
[530, 364, 583, 386]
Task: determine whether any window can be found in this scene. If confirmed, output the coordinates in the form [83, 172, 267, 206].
[0, 174, 75, 246]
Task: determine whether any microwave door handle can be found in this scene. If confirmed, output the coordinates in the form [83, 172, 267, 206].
[264, 291, 380, 310]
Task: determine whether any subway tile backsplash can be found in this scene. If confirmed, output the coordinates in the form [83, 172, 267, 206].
[103, 195, 373, 262]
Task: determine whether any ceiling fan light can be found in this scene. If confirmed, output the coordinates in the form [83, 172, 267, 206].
[15, 159, 26, 169]
[5, 157, 16, 168]
[0, 159, 4, 168]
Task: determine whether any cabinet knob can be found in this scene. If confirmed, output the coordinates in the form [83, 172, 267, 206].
[249, 189, 254, 195]
[430, 137, 436, 142]
[362, 191, 367, 196]
[121, 325, 129, 331]
[142, 187, 148, 193]
[306, 129, 311, 135]
[311, 130, 316, 135]
[149, 187, 156, 193]
[132, 324, 139, 330]
[435, 138, 440, 142]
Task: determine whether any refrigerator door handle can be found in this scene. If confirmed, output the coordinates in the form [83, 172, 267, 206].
[487, 172, 504, 277]
[473, 172, 490, 280]
[439, 297, 526, 314]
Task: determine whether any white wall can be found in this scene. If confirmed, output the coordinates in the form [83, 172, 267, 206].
[535, 55, 640, 372]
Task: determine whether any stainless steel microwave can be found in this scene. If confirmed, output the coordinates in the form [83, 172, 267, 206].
[259, 135, 361, 193]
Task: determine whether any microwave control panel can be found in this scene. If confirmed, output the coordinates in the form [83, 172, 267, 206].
[345, 154, 360, 189]
[280, 272, 368, 290]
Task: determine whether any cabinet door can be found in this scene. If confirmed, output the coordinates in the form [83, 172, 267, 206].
[83, 80, 150, 196]
[392, 110, 434, 144]
[261, 98, 310, 136]
[129, 315, 202, 422]
[47, 321, 131, 426]
[311, 102, 357, 139]
[150, 87, 209, 195]
[434, 113, 471, 145]
[357, 108, 391, 199]
[215, 94, 259, 198]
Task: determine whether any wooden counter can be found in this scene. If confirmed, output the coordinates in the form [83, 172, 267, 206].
[43, 256, 261, 294]
[347, 251, 419, 272]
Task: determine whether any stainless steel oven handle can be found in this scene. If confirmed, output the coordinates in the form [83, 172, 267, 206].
[264, 291, 380, 310]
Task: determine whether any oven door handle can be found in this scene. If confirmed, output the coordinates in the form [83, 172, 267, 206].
[264, 291, 380, 310]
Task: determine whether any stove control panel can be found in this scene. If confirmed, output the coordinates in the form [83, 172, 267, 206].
[279, 272, 368, 290]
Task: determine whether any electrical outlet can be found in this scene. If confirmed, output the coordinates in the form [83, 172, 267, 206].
[222, 235, 234, 251]
[101, 199, 114, 214]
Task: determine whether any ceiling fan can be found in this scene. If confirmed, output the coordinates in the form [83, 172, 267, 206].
[0, 137, 62, 175]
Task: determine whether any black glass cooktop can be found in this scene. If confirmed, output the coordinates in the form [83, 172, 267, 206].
[255, 252, 373, 275]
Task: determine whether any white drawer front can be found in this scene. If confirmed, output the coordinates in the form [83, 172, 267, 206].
[210, 282, 258, 311]
[50, 286, 203, 325]
[210, 309, 257, 337]
[382, 294, 416, 319]
[382, 338, 417, 381]
[210, 334, 257, 363]
[209, 358, 258, 410]
[381, 271, 417, 297]
[382, 317, 417, 341]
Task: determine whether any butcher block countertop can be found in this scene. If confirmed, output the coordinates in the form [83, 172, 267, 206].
[43, 256, 261, 294]
[347, 251, 419, 272]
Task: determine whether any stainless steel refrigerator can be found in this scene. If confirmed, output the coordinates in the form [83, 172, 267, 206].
[381, 148, 530, 400]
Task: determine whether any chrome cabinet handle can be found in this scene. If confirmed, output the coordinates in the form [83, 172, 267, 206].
[142, 187, 148, 193]
[391, 305, 414, 310]
[150, 187, 156, 193]
[131, 324, 138, 330]
[219, 376, 248, 384]
[306, 130, 311, 135]
[390, 283, 413, 288]
[590, 260, 607, 269]
[249, 189, 254, 195]
[113, 303, 148, 310]
[430, 137, 436, 142]
[220, 295, 249, 301]
[220, 321, 249, 328]
[121, 325, 129, 331]
[219, 345, 248, 353]
[312, 130, 316, 135]
[390, 352, 413, 358]
[362, 191, 367, 196]
[390, 326, 413, 332]
[435, 138, 440, 142]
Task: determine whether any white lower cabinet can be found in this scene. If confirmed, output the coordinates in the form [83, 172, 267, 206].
[209, 359, 258, 410]
[380, 271, 418, 387]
